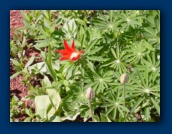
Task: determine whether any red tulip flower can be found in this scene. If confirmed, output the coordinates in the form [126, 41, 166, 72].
[55, 40, 84, 62]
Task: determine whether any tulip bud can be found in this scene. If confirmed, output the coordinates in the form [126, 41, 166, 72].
[120, 73, 128, 84]
[86, 87, 94, 100]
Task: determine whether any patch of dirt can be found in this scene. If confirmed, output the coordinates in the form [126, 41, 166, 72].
[30, 74, 44, 88]
[10, 75, 28, 99]
[10, 10, 27, 39]
[14, 114, 29, 121]
[24, 46, 42, 62]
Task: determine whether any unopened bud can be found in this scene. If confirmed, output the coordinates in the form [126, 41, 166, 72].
[86, 87, 94, 100]
[157, 55, 160, 60]
[120, 73, 128, 84]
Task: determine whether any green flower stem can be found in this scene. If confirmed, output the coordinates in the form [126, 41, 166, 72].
[123, 84, 126, 106]
[88, 100, 94, 122]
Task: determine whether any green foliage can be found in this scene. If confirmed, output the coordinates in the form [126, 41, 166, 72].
[10, 10, 160, 122]
[10, 96, 36, 122]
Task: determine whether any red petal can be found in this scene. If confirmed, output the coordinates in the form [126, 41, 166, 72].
[71, 40, 76, 51]
[64, 39, 73, 54]
[55, 50, 68, 55]
[60, 56, 70, 61]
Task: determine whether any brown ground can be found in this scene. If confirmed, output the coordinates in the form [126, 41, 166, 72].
[10, 10, 26, 39]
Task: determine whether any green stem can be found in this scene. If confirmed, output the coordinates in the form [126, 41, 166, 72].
[88, 100, 94, 122]
[123, 84, 126, 106]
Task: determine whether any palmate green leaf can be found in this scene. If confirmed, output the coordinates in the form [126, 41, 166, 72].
[89, 28, 103, 40]
[92, 18, 109, 30]
[89, 46, 103, 55]
[65, 63, 75, 80]
[72, 65, 80, 75]
[136, 69, 146, 87]
[147, 15, 155, 26]
[141, 52, 160, 80]
[132, 65, 160, 97]
[143, 14, 160, 45]
[64, 63, 81, 80]
[100, 113, 111, 122]
[101, 90, 127, 120]
[87, 56, 108, 62]
[109, 10, 113, 23]
[101, 103, 114, 107]
[84, 68, 113, 94]
[97, 82, 104, 93]
[142, 40, 155, 51]
[150, 97, 160, 115]
[155, 16, 160, 32]
[144, 107, 151, 121]
[93, 115, 100, 122]
[150, 92, 160, 97]
[92, 10, 121, 31]
[144, 27, 156, 35]
[119, 11, 144, 31]
[118, 107, 124, 118]
[100, 61, 115, 69]
[119, 105, 130, 113]
[101, 45, 127, 74]
[81, 32, 85, 49]
[111, 49, 117, 58]
[130, 98, 144, 113]
[112, 107, 117, 120]
[124, 41, 147, 64]
[106, 106, 115, 116]
[84, 38, 101, 55]
[63, 98, 80, 116]
[86, 60, 96, 73]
